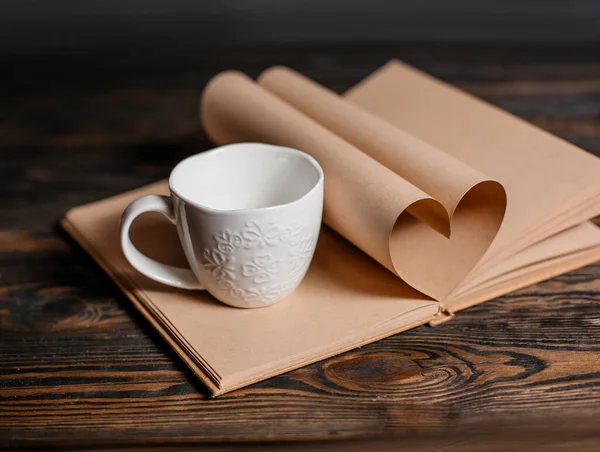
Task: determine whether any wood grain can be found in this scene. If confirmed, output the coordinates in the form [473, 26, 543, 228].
[1, 45, 600, 449]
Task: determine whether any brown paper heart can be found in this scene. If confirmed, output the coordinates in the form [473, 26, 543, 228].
[200, 69, 507, 301]
[388, 181, 506, 300]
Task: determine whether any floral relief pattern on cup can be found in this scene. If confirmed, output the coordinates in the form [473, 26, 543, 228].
[214, 229, 244, 253]
[208, 271, 303, 307]
[239, 276, 302, 306]
[202, 249, 236, 281]
[201, 220, 314, 304]
[279, 224, 303, 246]
[241, 221, 281, 248]
[242, 254, 282, 283]
[289, 235, 314, 275]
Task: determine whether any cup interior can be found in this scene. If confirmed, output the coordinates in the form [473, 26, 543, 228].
[170, 143, 322, 211]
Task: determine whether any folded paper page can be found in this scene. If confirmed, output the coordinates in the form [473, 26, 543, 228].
[201, 71, 506, 300]
[453, 222, 600, 298]
[345, 61, 600, 273]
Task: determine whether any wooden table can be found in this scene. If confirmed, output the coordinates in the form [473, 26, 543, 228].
[2, 45, 600, 450]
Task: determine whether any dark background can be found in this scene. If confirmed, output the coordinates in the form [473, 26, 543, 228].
[2, 0, 600, 55]
[4, 1, 600, 449]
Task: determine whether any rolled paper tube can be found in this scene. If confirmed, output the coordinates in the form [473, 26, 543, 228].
[200, 70, 506, 300]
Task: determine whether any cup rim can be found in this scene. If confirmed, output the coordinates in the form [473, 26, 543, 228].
[168, 142, 324, 215]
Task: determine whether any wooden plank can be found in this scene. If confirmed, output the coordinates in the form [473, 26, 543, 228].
[1, 45, 600, 448]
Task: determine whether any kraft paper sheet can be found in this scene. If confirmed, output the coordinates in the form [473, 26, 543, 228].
[63, 61, 600, 395]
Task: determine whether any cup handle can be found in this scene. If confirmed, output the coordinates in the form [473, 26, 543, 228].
[120, 195, 203, 290]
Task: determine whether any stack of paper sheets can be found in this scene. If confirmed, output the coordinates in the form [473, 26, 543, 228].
[63, 61, 600, 395]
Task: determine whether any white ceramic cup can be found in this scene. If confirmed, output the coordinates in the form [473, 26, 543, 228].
[120, 143, 324, 308]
